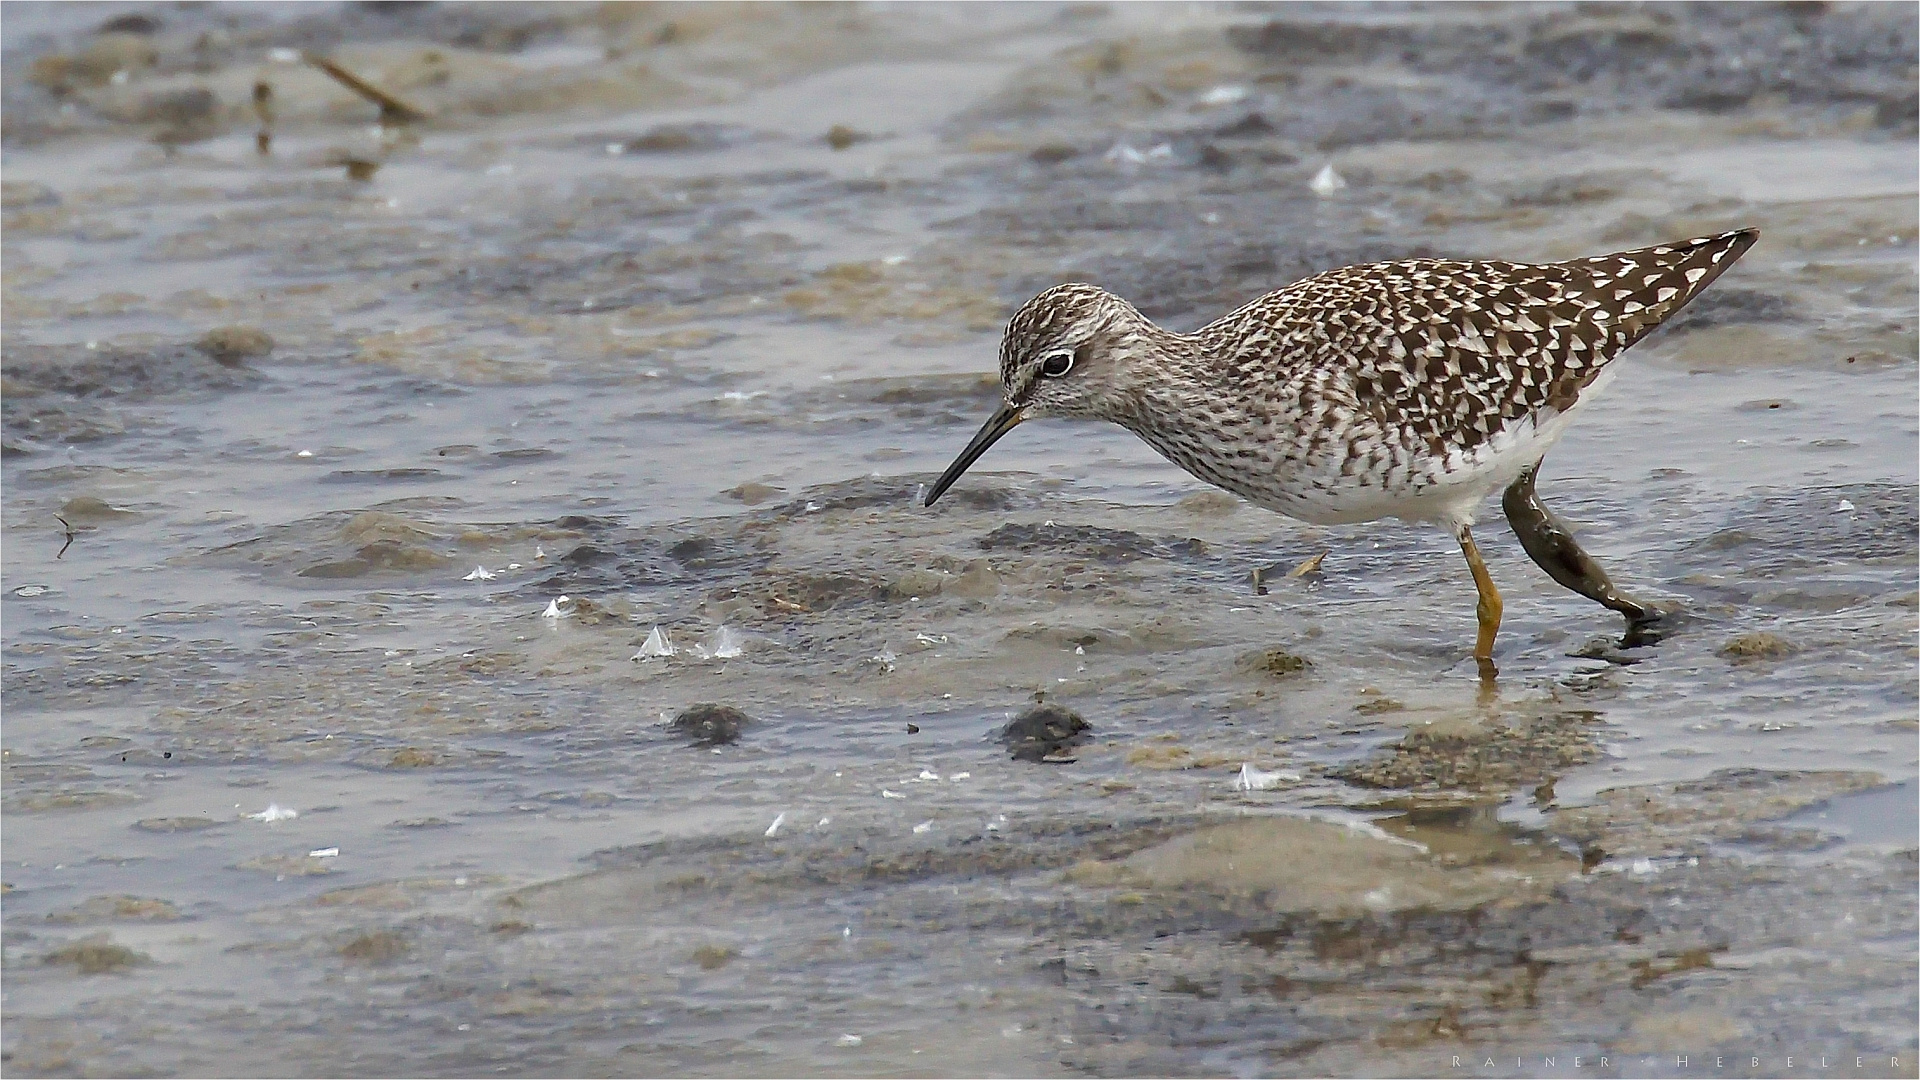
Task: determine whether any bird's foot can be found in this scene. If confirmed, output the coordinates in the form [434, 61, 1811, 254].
[1620, 600, 1685, 649]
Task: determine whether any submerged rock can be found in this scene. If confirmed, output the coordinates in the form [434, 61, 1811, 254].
[671, 703, 751, 747]
[1234, 647, 1311, 677]
[1000, 703, 1091, 763]
[339, 930, 408, 965]
[196, 325, 275, 366]
[42, 935, 150, 974]
[1718, 631, 1798, 661]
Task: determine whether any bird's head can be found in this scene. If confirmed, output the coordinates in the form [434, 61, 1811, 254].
[925, 283, 1161, 506]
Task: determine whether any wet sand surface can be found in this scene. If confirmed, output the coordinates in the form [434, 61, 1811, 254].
[3, 3, 1916, 1076]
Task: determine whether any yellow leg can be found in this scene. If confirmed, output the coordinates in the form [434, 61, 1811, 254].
[1456, 525, 1503, 676]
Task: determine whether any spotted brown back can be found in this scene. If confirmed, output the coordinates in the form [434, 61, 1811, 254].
[1199, 230, 1758, 461]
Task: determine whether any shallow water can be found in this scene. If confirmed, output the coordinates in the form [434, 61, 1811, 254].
[3, 3, 1916, 1077]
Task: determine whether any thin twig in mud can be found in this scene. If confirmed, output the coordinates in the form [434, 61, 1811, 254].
[253, 80, 274, 155]
[55, 515, 75, 559]
[1289, 550, 1328, 577]
[305, 53, 429, 124]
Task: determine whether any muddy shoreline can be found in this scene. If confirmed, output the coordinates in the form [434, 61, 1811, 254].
[4, 3, 1916, 1076]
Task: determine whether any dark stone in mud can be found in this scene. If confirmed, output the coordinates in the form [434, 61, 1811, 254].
[1213, 112, 1276, 138]
[1000, 704, 1091, 763]
[552, 514, 622, 530]
[98, 12, 160, 34]
[825, 124, 871, 150]
[1234, 647, 1311, 678]
[666, 537, 730, 568]
[671, 704, 751, 747]
[979, 522, 1208, 564]
[195, 325, 275, 366]
[1195, 144, 1233, 171]
[559, 543, 613, 565]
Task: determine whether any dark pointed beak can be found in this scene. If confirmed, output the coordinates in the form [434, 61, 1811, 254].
[924, 402, 1024, 506]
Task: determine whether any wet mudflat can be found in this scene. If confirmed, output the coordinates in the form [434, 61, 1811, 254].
[3, 3, 1916, 1076]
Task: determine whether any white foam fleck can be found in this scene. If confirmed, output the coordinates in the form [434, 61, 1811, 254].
[633, 626, 675, 659]
[1232, 763, 1300, 791]
[1309, 163, 1347, 197]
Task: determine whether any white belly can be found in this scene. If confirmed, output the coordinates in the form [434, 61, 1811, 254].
[1173, 365, 1618, 531]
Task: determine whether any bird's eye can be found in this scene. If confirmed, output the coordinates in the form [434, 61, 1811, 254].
[1039, 351, 1074, 378]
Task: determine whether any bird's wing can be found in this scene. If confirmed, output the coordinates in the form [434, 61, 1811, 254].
[1218, 230, 1758, 458]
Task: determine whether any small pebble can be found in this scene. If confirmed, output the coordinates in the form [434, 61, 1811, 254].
[999, 703, 1090, 763]
[825, 124, 869, 150]
[1718, 632, 1797, 661]
[670, 703, 751, 746]
[196, 325, 274, 366]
